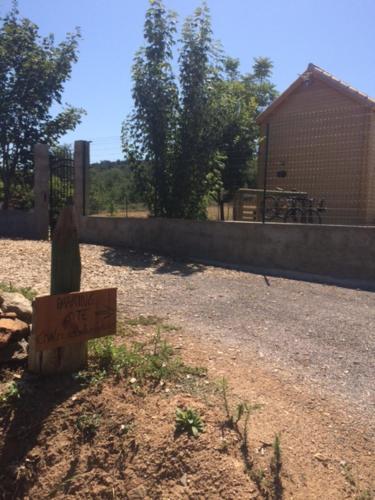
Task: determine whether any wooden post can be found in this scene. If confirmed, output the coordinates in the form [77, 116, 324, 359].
[28, 206, 87, 374]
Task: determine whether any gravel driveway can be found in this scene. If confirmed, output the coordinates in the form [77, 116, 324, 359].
[1, 238, 374, 418]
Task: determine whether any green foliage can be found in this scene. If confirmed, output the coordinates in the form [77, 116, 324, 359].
[88, 331, 205, 383]
[89, 160, 143, 215]
[123, 1, 277, 220]
[244, 56, 278, 110]
[175, 407, 204, 437]
[172, 3, 222, 219]
[0, 381, 21, 406]
[76, 412, 101, 440]
[0, 3, 84, 209]
[122, 0, 178, 217]
[217, 377, 261, 430]
[0, 281, 36, 301]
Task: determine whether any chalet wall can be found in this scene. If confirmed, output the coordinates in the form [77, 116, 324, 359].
[365, 113, 375, 223]
[257, 78, 372, 225]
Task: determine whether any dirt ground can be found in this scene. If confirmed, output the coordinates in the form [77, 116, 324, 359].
[0, 238, 374, 498]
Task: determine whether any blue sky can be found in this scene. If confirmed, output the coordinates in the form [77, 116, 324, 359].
[1, 0, 374, 161]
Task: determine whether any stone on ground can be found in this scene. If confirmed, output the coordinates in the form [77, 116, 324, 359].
[0, 291, 32, 323]
[0, 317, 30, 363]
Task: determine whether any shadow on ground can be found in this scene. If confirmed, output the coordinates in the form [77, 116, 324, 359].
[0, 368, 82, 499]
[101, 247, 206, 277]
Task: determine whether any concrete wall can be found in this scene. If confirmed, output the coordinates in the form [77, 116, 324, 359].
[78, 216, 375, 284]
[0, 210, 42, 239]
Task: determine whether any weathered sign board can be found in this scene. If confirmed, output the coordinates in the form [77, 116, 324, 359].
[32, 288, 117, 351]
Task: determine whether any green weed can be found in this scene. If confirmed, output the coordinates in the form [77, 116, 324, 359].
[249, 468, 266, 487]
[356, 491, 373, 500]
[175, 407, 204, 437]
[76, 412, 101, 440]
[0, 281, 36, 301]
[88, 330, 205, 384]
[0, 381, 21, 406]
[73, 369, 107, 386]
[217, 377, 261, 430]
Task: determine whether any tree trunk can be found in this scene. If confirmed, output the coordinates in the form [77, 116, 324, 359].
[28, 205, 88, 374]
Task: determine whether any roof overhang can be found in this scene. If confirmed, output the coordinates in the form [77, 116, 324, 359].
[257, 63, 375, 124]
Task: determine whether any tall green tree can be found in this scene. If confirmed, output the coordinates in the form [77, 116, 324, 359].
[212, 57, 278, 200]
[123, 1, 277, 220]
[172, 3, 221, 219]
[122, 0, 178, 217]
[0, 4, 84, 209]
[243, 56, 278, 111]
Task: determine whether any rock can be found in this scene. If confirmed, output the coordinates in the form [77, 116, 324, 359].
[127, 485, 147, 499]
[180, 473, 188, 487]
[0, 318, 29, 348]
[0, 312, 17, 319]
[0, 338, 28, 363]
[314, 453, 329, 465]
[0, 292, 32, 323]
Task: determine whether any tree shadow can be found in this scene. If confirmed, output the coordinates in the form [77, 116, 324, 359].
[101, 247, 206, 277]
[0, 369, 83, 498]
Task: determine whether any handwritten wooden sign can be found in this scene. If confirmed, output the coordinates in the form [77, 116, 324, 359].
[32, 288, 117, 351]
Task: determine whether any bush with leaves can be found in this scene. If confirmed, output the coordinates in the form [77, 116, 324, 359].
[123, 0, 277, 220]
[0, 3, 84, 209]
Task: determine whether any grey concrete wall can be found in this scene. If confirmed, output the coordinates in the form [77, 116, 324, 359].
[0, 210, 40, 239]
[0, 144, 49, 240]
[78, 216, 375, 284]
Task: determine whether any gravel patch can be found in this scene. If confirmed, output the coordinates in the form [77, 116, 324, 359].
[0, 238, 374, 419]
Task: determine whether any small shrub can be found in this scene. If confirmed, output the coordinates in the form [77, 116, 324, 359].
[250, 468, 266, 486]
[217, 377, 261, 430]
[88, 330, 206, 384]
[175, 407, 204, 437]
[73, 369, 107, 386]
[0, 281, 36, 301]
[76, 412, 101, 440]
[0, 381, 21, 406]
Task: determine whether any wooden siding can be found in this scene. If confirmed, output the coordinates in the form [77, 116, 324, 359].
[257, 77, 372, 225]
[365, 113, 375, 223]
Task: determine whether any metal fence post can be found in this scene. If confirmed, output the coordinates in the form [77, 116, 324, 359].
[73, 140, 90, 218]
[261, 123, 270, 224]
